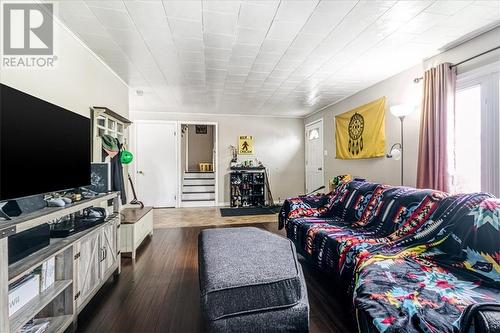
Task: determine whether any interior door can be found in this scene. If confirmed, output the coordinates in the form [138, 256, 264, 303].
[305, 120, 324, 194]
[136, 122, 177, 207]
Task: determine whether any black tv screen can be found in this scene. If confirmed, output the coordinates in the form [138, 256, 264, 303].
[0, 84, 91, 201]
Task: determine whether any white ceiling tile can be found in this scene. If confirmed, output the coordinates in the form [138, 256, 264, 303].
[228, 66, 251, 75]
[85, 1, 126, 11]
[424, 1, 473, 15]
[274, 0, 319, 23]
[169, 18, 203, 39]
[163, 0, 202, 21]
[90, 7, 136, 30]
[179, 51, 204, 62]
[204, 47, 232, 61]
[203, 11, 238, 35]
[124, 1, 169, 28]
[204, 33, 235, 49]
[267, 21, 304, 40]
[59, 14, 109, 36]
[289, 33, 324, 50]
[231, 44, 260, 56]
[238, 2, 278, 30]
[203, 0, 241, 14]
[400, 12, 448, 34]
[206, 59, 229, 70]
[254, 52, 282, 64]
[59, 1, 95, 18]
[252, 63, 276, 72]
[229, 55, 255, 67]
[301, 1, 357, 34]
[380, 0, 434, 22]
[247, 71, 269, 80]
[235, 27, 267, 45]
[53, 0, 500, 116]
[260, 39, 290, 53]
[174, 37, 204, 51]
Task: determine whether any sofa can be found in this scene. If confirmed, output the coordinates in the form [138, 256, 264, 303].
[279, 180, 500, 333]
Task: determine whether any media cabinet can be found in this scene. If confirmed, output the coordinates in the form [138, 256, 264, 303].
[0, 192, 121, 333]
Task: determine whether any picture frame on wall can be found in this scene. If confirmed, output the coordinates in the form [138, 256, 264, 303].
[196, 125, 207, 134]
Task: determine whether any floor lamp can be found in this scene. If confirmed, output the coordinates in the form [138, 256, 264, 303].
[387, 104, 415, 186]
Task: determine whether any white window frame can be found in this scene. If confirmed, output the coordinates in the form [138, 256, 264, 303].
[455, 61, 500, 196]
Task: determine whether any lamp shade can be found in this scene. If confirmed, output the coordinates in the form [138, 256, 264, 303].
[390, 104, 414, 118]
[391, 148, 402, 161]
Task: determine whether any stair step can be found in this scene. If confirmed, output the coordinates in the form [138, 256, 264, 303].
[184, 172, 215, 179]
[183, 178, 215, 186]
[180, 200, 215, 208]
[182, 192, 215, 201]
[183, 185, 215, 193]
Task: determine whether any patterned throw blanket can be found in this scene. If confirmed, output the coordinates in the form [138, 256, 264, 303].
[279, 180, 499, 333]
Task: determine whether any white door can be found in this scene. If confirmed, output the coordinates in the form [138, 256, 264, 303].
[136, 122, 177, 207]
[305, 119, 324, 194]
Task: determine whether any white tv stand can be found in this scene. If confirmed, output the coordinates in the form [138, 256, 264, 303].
[0, 192, 121, 333]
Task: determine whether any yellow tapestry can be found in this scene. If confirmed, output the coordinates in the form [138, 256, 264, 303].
[238, 135, 253, 155]
[335, 97, 386, 159]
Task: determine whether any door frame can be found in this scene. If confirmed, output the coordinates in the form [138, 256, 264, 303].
[176, 121, 219, 208]
[304, 118, 324, 194]
[134, 120, 179, 208]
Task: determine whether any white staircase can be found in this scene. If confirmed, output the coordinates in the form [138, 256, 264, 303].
[181, 172, 216, 207]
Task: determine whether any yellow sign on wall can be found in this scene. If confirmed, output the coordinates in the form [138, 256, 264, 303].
[238, 136, 253, 155]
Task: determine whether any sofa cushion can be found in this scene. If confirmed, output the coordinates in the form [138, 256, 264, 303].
[354, 250, 500, 333]
[328, 181, 381, 223]
[198, 227, 304, 321]
[434, 196, 499, 282]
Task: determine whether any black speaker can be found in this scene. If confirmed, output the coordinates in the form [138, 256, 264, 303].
[8, 223, 50, 264]
[1, 195, 46, 218]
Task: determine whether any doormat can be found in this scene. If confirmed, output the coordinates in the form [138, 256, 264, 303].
[220, 206, 281, 217]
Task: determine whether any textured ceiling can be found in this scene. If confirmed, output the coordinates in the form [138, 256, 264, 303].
[55, 0, 500, 117]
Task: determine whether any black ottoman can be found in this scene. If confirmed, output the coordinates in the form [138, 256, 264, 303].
[198, 227, 309, 333]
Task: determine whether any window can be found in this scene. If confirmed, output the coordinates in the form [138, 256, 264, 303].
[450, 85, 481, 193]
[448, 62, 500, 196]
[308, 128, 320, 140]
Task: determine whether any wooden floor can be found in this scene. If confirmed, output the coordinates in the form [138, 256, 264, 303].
[154, 207, 278, 228]
[77, 210, 355, 333]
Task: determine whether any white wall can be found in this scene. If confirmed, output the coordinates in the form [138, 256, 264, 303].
[305, 64, 423, 187]
[304, 26, 500, 189]
[129, 112, 305, 205]
[1, 19, 129, 118]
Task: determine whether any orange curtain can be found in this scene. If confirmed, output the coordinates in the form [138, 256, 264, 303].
[416, 63, 456, 192]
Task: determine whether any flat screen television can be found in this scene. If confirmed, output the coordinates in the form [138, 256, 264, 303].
[0, 83, 91, 201]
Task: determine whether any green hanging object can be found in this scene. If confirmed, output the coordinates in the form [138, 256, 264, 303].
[120, 150, 134, 164]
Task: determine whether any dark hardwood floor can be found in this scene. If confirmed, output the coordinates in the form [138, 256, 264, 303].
[77, 223, 355, 333]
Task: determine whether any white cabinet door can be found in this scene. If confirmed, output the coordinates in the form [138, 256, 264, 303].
[100, 221, 118, 276]
[136, 122, 177, 207]
[305, 120, 324, 194]
[75, 231, 101, 309]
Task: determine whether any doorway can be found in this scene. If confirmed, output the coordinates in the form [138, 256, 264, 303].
[179, 122, 218, 207]
[135, 121, 177, 208]
[305, 119, 324, 194]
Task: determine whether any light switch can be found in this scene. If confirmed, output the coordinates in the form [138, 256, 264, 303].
[324, 150, 328, 156]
